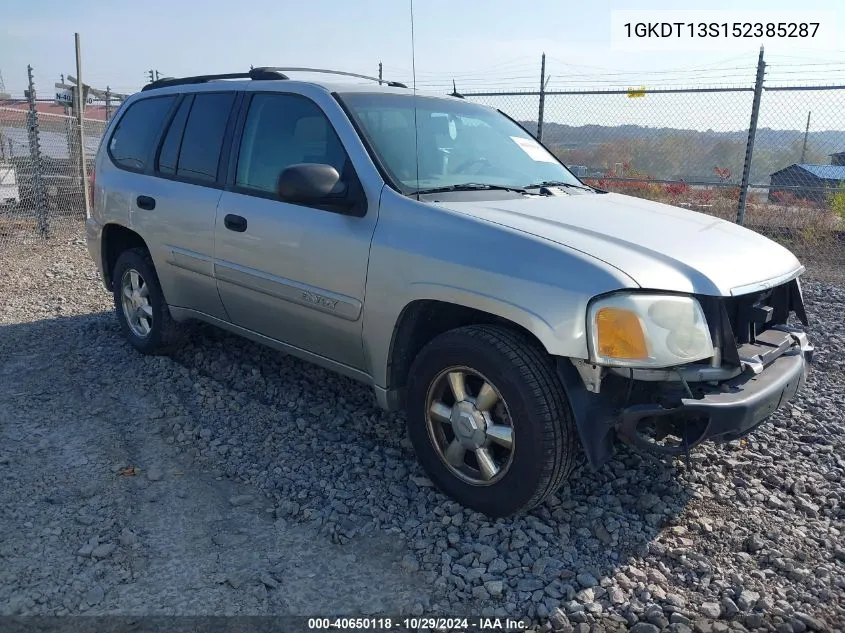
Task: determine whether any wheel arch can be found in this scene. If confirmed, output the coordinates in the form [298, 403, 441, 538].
[101, 223, 149, 291]
[381, 292, 559, 408]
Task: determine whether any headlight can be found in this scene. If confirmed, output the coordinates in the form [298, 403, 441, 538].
[587, 293, 714, 368]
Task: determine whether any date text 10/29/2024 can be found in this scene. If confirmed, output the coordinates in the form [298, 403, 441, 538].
[308, 617, 530, 631]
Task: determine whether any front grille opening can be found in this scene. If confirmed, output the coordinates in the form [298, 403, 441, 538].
[723, 279, 806, 345]
[696, 278, 806, 367]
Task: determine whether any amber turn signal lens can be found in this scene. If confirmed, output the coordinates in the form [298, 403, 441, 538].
[595, 307, 649, 360]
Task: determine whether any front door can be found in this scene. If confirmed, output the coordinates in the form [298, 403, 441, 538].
[213, 92, 378, 370]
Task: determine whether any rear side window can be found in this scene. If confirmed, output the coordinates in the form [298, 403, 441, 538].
[108, 96, 176, 171]
[174, 93, 236, 183]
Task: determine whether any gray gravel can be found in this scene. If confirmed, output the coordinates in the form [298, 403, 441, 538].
[0, 236, 842, 632]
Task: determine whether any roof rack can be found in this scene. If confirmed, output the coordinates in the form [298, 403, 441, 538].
[141, 69, 288, 91]
[142, 67, 408, 92]
[250, 66, 407, 88]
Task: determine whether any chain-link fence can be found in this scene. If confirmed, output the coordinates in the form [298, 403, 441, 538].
[0, 106, 105, 248]
[3, 58, 844, 273]
[743, 86, 845, 260]
[462, 56, 845, 273]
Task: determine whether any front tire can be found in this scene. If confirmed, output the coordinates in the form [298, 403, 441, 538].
[405, 324, 577, 517]
[112, 248, 180, 355]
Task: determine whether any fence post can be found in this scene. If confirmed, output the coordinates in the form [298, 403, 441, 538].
[537, 53, 546, 141]
[25, 64, 49, 239]
[74, 33, 91, 220]
[736, 47, 766, 225]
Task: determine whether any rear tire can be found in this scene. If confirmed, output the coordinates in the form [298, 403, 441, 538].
[112, 248, 181, 355]
[405, 324, 577, 517]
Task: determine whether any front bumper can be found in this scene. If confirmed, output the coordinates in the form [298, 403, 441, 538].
[615, 327, 813, 455]
[680, 349, 807, 441]
[557, 327, 813, 468]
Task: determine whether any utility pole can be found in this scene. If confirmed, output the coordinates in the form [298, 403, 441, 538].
[800, 111, 811, 163]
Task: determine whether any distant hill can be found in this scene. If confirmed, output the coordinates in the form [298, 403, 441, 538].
[521, 121, 845, 184]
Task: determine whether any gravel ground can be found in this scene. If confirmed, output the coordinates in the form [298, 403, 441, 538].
[0, 236, 842, 632]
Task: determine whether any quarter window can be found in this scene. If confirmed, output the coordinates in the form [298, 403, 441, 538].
[108, 96, 176, 171]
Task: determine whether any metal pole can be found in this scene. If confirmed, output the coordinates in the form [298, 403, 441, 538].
[75, 33, 91, 220]
[800, 111, 811, 163]
[26, 65, 48, 239]
[736, 47, 765, 225]
[378, 62, 383, 85]
[537, 53, 546, 141]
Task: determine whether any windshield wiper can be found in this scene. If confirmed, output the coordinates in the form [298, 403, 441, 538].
[524, 180, 593, 191]
[414, 183, 529, 195]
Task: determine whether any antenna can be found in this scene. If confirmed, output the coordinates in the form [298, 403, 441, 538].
[410, 0, 420, 198]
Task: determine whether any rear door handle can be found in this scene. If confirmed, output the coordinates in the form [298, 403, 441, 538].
[224, 214, 248, 232]
[136, 195, 156, 210]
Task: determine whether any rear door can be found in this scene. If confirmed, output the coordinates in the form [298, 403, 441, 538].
[213, 91, 379, 370]
[126, 91, 238, 319]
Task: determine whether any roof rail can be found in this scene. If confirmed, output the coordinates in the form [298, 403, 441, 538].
[141, 69, 288, 91]
[252, 66, 407, 88]
[141, 67, 408, 93]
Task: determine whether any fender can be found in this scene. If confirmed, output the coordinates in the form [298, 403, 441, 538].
[364, 280, 593, 393]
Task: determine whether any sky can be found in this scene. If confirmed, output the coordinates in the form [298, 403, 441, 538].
[1, 0, 844, 131]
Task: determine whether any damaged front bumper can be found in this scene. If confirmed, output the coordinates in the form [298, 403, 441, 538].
[557, 325, 814, 469]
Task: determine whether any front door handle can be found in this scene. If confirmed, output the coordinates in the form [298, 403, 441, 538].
[136, 195, 156, 210]
[224, 214, 248, 232]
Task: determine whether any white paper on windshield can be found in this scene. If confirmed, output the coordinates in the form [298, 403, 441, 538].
[510, 136, 557, 163]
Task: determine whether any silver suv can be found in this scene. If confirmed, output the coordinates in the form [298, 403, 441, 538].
[87, 67, 813, 517]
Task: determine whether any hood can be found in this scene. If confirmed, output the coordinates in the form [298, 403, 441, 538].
[435, 191, 803, 296]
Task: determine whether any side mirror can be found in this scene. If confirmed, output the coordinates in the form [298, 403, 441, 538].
[277, 163, 348, 205]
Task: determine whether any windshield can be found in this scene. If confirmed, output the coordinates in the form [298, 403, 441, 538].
[338, 92, 583, 194]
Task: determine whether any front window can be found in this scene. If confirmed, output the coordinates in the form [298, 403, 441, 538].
[338, 92, 583, 194]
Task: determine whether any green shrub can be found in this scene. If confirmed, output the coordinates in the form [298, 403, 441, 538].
[827, 182, 845, 220]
